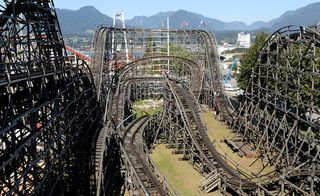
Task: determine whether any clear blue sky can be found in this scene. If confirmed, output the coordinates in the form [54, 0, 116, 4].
[54, 0, 320, 24]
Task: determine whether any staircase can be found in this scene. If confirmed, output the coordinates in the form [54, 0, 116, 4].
[200, 170, 220, 193]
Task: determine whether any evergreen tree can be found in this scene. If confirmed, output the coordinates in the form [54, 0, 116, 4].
[238, 32, 269, 89]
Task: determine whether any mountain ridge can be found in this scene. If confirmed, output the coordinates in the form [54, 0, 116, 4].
[56, 3, 320, 35]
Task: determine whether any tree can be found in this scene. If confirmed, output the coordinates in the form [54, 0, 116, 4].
[143, 36, 156, 57]
[221, 47, 246, 54]
[238, 32, 269, 89]
[143, 41, 196, 74]
[161, 44, 196, 59]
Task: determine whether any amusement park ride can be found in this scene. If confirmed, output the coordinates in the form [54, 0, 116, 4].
[0, 0, 319, 195]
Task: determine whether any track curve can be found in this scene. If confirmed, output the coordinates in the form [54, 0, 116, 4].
[121, 116, 168, 195]
[164, 77, 256, 190]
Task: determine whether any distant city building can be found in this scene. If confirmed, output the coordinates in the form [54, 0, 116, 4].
[237, 32, 251, 48]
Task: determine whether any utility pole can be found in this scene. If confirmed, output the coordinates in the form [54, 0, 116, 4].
[167, 17, 170, 73]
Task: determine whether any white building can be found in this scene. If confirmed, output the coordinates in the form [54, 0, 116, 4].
[237, 32, 251, 48]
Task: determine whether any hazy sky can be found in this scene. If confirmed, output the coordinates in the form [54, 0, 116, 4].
[54, 0, 320, 24]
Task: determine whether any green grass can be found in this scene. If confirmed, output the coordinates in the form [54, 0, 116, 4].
[133, 99, 163, 118]
[150, 144, 222, 196]
[201, 109, 275, 179]
[127, 105, 275, 194]
[134, 107, 162, 118]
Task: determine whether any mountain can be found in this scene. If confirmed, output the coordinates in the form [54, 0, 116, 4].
[56, 6, 113, 35]
[266, 2, 320, 30]
[126, 10, 237, 31]
[126, 2, 320, 32]
[164, 10, 205, 29]
[226, 21, 248, 31]
[247, 21, 268, 30]
[56, 3, 320, 35]
[128, 11, 174, 28]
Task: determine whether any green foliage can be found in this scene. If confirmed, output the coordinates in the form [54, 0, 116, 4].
[215, 31, 239, 45]
[161, 44, 196, 73]
[143, 34, 194, 58]
[143, 36, 156, 57]
[221, 48, 246, 54]
[238, 32, 269, 89]
[160, 44, 195, 60]
[143, 39, 196, 74]
[143, 38, 195, 60]
[287, 43, 320, 107]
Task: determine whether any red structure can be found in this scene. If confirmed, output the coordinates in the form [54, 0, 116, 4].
[65, 44, 92, 62]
